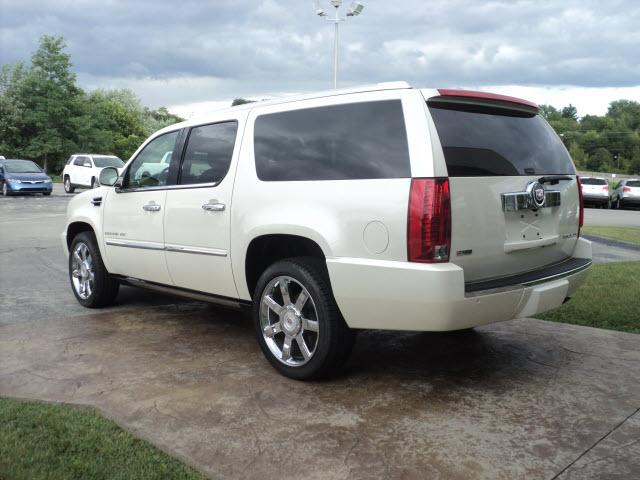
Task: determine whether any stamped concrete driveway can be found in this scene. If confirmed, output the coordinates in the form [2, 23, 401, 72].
[2, 309, 639, 479]
[1, 190, 639, 479]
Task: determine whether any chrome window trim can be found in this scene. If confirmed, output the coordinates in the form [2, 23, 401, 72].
[116, 181, 220, 193]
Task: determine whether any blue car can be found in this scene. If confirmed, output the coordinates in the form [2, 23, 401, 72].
[0, 159, 53, 196]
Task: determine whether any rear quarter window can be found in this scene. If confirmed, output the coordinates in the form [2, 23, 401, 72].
[428, 102, 575, 177]
[254, 100, 411, 181]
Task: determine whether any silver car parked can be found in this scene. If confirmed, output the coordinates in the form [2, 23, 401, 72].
[612, 178, 640, 209]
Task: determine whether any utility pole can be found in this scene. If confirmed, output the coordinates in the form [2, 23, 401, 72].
[314, 1, 365, 89]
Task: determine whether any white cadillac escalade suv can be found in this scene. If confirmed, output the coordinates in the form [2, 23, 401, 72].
[62, 82, 592, 379]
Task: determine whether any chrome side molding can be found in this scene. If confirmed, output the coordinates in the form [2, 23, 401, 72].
[105, 238, 227, 257]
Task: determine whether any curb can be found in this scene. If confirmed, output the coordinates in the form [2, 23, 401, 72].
[582, 234, 640, 252]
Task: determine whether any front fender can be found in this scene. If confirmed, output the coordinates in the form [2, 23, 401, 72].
[63, 188, 107, 266]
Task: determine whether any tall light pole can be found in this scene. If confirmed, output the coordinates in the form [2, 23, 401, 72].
[314, 1, 365, 88]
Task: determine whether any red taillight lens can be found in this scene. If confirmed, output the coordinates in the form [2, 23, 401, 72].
[576, 176, 584, 237]
[407, 178, 451, 262]
[602, 185, 609, 190]
[623, 186, 631, 192]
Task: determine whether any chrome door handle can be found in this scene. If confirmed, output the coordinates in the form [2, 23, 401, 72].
[142, 202, 161, 212]
[202, 202, 225, 212]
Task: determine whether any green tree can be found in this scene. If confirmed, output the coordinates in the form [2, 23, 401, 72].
[607, 100, 640, 130]
[568, 142, 588, 169]
[0, 63, 27, 156]
[629, 147, 640, 175]
[18, 36, 81, 171]
[231, 98, 255, 106]
[586, 147, 613, 172]
[561, 104, 578, 121]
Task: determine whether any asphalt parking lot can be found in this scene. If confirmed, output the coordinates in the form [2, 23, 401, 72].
[1, 187, 639, 479]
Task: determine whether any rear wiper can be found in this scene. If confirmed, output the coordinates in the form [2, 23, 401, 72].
[538, 175, 573, 185]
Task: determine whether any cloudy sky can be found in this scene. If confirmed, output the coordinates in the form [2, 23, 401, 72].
[2, 0, 639, 118]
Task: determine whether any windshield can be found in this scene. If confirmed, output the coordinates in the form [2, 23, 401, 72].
[93, 156, 124, 168]
[3, 160, 43, 173]
[581, 178, 607, 185]
[428, 102, 575, 176]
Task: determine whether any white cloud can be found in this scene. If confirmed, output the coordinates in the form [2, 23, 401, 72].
[3, 0, 640, 117]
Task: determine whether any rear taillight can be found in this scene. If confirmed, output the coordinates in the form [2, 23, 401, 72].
[623, 186, 631, 192]
[602, 185, 609, 190]
[407, 178, 451, 262]
[577, 176, 584, 237]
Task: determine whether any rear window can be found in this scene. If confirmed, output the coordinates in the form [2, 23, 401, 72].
[627, 180, 640, 187]
[428, 102, 575, 176]
[581, 178, 608, 185]
[254, 100, 410, 181]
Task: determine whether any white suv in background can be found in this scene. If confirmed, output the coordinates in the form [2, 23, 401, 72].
[579, 176, 611, 208]
[62, 154, 124, 193]
[62, 82, 592, 379]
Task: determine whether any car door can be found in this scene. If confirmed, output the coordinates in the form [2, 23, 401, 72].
[164, 116, 245, 298]
[102, 129, 181, 284]
[71, 156, 87, 185]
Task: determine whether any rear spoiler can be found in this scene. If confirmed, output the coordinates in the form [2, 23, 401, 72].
[431, 89, 540, 114]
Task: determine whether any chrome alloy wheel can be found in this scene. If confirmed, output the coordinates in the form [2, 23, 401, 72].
[260, 276, 319, 366]
[71, 243, 95, 300]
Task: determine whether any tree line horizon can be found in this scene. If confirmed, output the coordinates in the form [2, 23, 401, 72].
[1, 35, 639, 176]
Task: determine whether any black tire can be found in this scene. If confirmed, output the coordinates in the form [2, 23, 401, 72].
[90, 177, 96, 188]
[69, 231, 119, 308]
[0, 181, 8, 196]
[64, 176, 75, 193]
[252, 257, 354, 380]
[43, 192, 51, 196]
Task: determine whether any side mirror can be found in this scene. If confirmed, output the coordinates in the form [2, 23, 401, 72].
[98, 167, 119, 187]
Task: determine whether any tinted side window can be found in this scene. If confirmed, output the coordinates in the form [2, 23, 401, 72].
[254, 100, 411, 181]
[428, 102, 575, 176]
[73, 156, 87, 166]
[180, 122, 237, 185]
[127, 131, 180, 189]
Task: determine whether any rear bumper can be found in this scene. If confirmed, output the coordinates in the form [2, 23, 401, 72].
[326, 238, 592, 331]
[620, 196, 640, 206]
[583, 194, 609, 204]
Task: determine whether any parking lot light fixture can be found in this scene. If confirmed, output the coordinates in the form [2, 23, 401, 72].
[313, 0, 365, 88]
